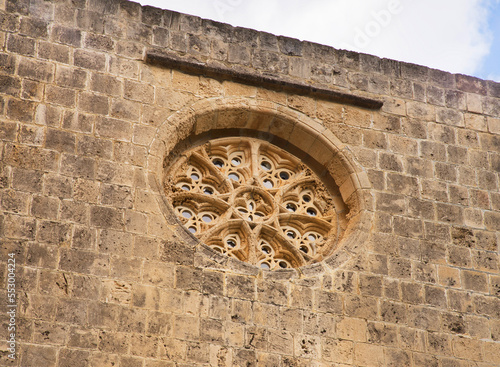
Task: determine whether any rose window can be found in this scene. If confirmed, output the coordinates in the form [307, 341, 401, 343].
[164, 137, 346, 270]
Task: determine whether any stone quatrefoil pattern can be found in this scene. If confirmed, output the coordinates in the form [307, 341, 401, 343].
[164, 137, 342, 270]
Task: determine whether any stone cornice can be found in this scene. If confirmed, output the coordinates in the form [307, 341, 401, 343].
[145, 51, 384, 110]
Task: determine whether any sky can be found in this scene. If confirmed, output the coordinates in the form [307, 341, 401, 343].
[137, 0, 500, 82]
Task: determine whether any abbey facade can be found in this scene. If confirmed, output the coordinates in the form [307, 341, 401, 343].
[1, 0, 500, 366]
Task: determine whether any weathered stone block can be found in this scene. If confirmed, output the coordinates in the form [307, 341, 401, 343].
[68, 328, 98, 349]
[56, 66, 87, 89]
[173, 315, 199, 340]
[375, 192, 404, 214]
[380, 300, 406, 324]
[96, 160, 134, 186]
[146, 311, 172, 335]
[20, 344, 57, 367]
[424, 285, 447, 308]
[90, 72, 122, 96]
[1, 189, 29, 214]
[110, 256, 142, 281]
[0, 120, 18, 142]
[0, 74, 21, 96]
[142, 5, 163, 26]
[6, 98, 36, 122]
[21, 79, 44, 102]
[175, 265, 202, 291]
[58, 348, 90, 367]
[345, 295, 378, 319]
[100, 184, 133, 209]
[359, 274, 383, 297]
[78, 92, 109, 115]
[90, 206, 124, 229]
[456, 74, 487, 95]
[367, 322, 398, 346]
[45, 128, 76, 153]
[12, 167, 43, 193]
[98, 229, 133, 256]
[85, 32, 115, 51]
[74, 48, 106, 71]
[290, 285, 313, 309]
[50, 23, 79, 44]
[61, 154, 95, 179]
[256, 279, 287, 305]
[77, 135, 113, 159]
[354, 343, 385, 367]
[45, 85, 76, 107]
[462, 270, 488, 293]
[98, 330, 129, 353]
[226, 275, 255, 300]
[0, 53, 16, 75]
[407, 305, 441, 332]
[38, 40, 70, 63]
[31, 195, 59, 219]
[6, 33, 35, 56]
[95, 117, 131, 141]
[124, 80, 155, 103]
[161, 240, 194, 265]
[132, 235, 159, 259]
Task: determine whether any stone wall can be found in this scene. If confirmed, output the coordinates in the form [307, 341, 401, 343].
[1, 0, 500, 366]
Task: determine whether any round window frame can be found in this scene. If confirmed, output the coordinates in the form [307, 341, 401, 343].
[163, 132, 347, 269]
[147, 97, 372, 273]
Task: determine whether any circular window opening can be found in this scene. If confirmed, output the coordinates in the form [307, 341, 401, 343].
[163, 135, 348, 270]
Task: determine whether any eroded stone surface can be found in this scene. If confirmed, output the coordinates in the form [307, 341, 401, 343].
[1, 0, 500, 366]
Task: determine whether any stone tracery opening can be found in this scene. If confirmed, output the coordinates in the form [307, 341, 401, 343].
[164, 135, 348, 270]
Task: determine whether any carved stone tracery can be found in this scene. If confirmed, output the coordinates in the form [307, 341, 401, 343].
[164, 137, 345, 270]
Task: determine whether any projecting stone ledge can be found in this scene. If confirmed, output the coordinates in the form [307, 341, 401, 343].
[145, 51, 384, 110]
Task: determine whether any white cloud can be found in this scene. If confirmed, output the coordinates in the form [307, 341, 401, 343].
[487, 74, 500, 82]
[362, 0, 493, 75]
[138, 0, 495, 76]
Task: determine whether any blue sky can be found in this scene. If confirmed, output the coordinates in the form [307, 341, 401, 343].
[480, 2, 500, 81]
[137, 0, 500, 82]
